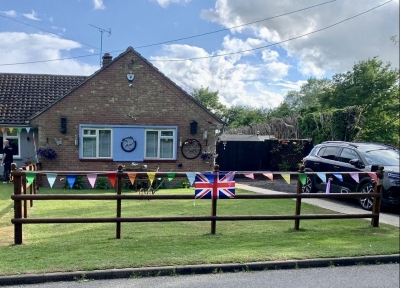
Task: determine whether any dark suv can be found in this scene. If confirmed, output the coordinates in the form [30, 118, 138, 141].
[302, 141, 400, 210]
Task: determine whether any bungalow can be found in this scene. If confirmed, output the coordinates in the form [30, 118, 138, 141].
[0, 47, 224, 175]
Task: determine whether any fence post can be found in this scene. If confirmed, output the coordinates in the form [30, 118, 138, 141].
[116, 165, 123, 239]
[371, 166, 384, 227]
[211, 165, 219, 235]
[294, 165, 304, 230]
[13, 172, 23, 245]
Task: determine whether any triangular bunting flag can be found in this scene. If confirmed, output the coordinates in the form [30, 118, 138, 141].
[368, 172, 378, 183]
[281, 174, 291, 185]
[25, 172, 36, 187]
[223, 171, 236, 181]
[244, 173, 254, 179]
[350, 172, 359, 183]
[127, 172, 137, 185]
[9, 127, 14, 133]
[186, 172, 197, 185]
[316, 173, 326, 183]
[0, 127, 4, 133]
[326, 179, 331, 194]
[167, 172, 176, 181]
[87, 174, 97, 188]
[263, 172, 273, 181]
[46, 173, 57, 188]
[147, 172, 156, 185]
[298, 173, 307, 185]
[17, 127, 22, 133]
[26, 127, 31, 133]
[107, 173, 117, 187]
[66, 175, 77, 189]
[333, 173, 343, 182]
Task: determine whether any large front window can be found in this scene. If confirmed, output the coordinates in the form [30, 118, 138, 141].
[0, 129, 20, 158]
[82, 128, 112, 158]
[145, 130, 174, 159]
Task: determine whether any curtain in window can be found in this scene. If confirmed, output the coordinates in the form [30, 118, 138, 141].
[146, 131, 158, 158]
[83, 137, 96, 157]
[99, 130, 111, 157]
[160, 138, 173, 158]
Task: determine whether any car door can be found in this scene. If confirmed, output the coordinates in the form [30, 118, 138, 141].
[332, 148, 364, 193]
[318, 146, 342, 193]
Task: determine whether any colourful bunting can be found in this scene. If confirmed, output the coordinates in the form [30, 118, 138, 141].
[127, 172, 137, 185]
[46, 173, 57, 188]
[281, 174, 291, 185]
[26, 127, 31, 133]
[368, 172, 378, 183]
[66, 175, 77, 189]
[186, 172, 196, 185]
[0, 127, 4, 133]
[333, 173, 343, 182]
[326, 179, 331, 194]
[9, 127, 14, 133]
[107, 173, 117, 187]
[316, 173, 326, 183]
[25, 172, 36, 187]
[167, 172, 176, 181]
[263, 172, 273, 181]
[350, 172, 359, 183]
[298, 173, 307, 185]
[224, 171, 236, 181]
[87, 174, 97, 188]
[147, 172, 156, 185]
[244, 173, 254, 179]
[17, 127, 22, 133]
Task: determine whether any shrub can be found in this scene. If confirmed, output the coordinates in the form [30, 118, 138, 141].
[95, 177, 109, 190]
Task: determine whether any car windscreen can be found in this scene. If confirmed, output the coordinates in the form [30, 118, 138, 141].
[360, 149, 399, 166]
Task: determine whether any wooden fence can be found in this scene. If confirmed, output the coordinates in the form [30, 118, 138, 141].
[11, 165, 383, 245]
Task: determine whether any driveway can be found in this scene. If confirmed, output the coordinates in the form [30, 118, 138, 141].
[236, 183, 400, 227]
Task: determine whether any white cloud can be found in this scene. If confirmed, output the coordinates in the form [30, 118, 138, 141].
[1, 10, 17, 17]
[150, 43, 287, 108]
[154, 0, 192, 8]
[93, 0, 106, 10]
[23, 10, 41, 21]
[0, 32, 98, 76]
[201, 0, 399, 77]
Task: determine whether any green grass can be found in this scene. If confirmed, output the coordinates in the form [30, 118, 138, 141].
[0, 183, 399, 276]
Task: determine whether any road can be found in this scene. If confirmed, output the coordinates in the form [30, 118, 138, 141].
[236, 184, 400, 227]
[2, 264, 399, 288]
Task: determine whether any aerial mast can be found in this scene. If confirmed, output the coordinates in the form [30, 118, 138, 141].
[89, 24, 111, 67]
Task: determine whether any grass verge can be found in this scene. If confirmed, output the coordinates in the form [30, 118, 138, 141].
[0, 183, 399, 276]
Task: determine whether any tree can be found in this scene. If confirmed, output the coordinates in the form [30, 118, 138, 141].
[191, 87, 226, 119]
[319, 57, 399, 144]
[224, 105, 269, 128]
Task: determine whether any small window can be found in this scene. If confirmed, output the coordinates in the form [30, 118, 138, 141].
[338, 148, 362, 164]
[1, 130, 20, 158]
[320, 146, 340, 161]
[316, 147, 326, 157]
[145, 129, 175, 159]
[82, 128, 112, 158]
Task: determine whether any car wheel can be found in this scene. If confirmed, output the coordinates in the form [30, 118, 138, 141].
[358, 182, 374, 210]
[301, 176, 317, 193]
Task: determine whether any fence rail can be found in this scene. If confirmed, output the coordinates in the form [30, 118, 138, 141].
[11, 164, 384, 245]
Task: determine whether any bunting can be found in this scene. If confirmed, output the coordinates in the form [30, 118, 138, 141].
[333, 173, 343, 182]
[167, 172, 176, 181]
[147, 172, 156, 185]
[281, 174, 291, 185]
[0, 127, 4, 133]
[263, 172, 273, 181]
[17, 127, 22, 133]
[25, 172, 36, 187]
[186, 172, 196, 185]
[350, 172, 359, 183]
[26, 127, 31, 133]
[107, 173, 117, 187]
[87, 174, 97, 188]
[368, 172, 378, 183]
[46, 173, 57, 188]
[244, 173, 254, 179]
[66, 175, 77, 189]
[326, 179, 331, 194]
[127, 172, 137, 185]
[316, 173, 326, 183]
[8, 127, 14, 133]
[298, 173, 307, 185]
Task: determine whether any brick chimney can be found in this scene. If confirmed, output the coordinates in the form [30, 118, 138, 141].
[102, 53, 113, 67]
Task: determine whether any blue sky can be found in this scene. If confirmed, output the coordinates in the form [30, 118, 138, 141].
[0, 0, 398, 108]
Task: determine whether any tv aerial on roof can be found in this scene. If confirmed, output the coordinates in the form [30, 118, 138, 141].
[89, 24, 111, 67]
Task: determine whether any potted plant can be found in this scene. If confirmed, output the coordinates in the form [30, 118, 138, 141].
[36, 148, 58, 160]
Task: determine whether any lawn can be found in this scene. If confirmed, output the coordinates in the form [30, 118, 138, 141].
[0, 183, 399, 276]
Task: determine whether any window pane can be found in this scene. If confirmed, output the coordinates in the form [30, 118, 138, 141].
[8, 139, 19, 156]
[83, 138, 96, 157]
[84, 129, 96, 136]
[321, 147, 340, 160]
[161, 131, 173, 137]
[146, 131, 158, 158]
[99, 130, 111, 157]
[160, 138, 173, 158]
[339, 148, 361, 163]
[6, 130, 18, 137]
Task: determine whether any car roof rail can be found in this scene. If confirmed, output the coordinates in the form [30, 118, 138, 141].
[355, 142, 399, 150]
[321, 141, 358, 147]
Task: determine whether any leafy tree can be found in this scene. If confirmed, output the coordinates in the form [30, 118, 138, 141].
[319, 57, 399, 144]
[224, 105, 269, 128]
[192, 87, 226, 119]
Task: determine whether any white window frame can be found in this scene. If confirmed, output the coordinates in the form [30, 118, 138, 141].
[81, 128, 113, 159]
[1, 130, 21, 158]
[144, 129, 175, 160]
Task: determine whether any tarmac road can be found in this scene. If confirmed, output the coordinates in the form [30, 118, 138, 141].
[2, 264, 399, 288]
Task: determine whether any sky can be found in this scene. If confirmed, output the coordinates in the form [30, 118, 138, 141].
[0, 0, 398, 109]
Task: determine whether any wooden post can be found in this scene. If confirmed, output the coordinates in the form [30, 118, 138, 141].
[371, 166, 384, 227]
[22, 174, 27, 219]
[211, 164, 219, 235]
[294, 165, 304, 230]
[116, 165, 123, 239]
[13, 173, 23, 245]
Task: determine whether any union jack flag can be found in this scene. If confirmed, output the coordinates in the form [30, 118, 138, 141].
[195, 171, 236, 199]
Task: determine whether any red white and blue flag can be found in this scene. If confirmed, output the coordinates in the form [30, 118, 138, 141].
[195, 171, 236, 199]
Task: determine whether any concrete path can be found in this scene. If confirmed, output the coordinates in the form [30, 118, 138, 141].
[236, 184, 400, 227]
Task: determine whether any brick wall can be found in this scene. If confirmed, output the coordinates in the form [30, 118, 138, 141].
[31, 49, 222, 172]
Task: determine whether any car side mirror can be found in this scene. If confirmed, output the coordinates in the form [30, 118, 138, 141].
[349, 159, 364, 168]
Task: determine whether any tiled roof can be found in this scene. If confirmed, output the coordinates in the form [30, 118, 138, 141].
[0, 73, 87, 125]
